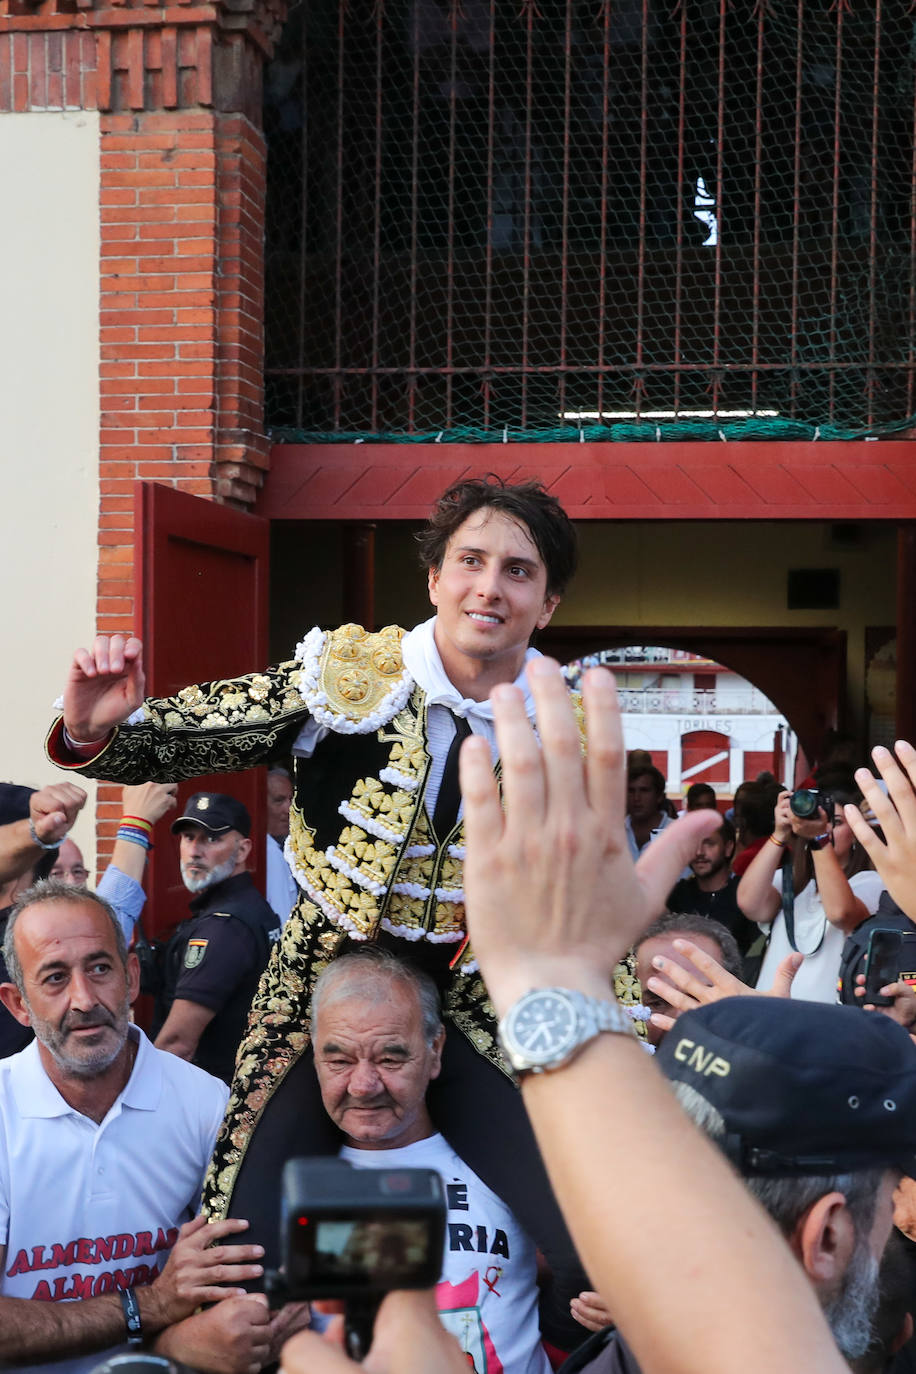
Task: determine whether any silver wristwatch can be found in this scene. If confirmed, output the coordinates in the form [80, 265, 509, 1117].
[498, 987, 635, 1078]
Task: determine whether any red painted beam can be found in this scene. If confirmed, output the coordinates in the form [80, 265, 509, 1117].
[258, 441, 916, 521]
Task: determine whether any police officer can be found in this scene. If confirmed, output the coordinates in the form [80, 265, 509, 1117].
[153, 792, 281, 1083]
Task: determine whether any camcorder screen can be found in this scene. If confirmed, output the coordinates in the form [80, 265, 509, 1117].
[312, 1217, 434, 1284]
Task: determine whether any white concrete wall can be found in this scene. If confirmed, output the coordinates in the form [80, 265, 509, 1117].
[0, 111, 100, 867]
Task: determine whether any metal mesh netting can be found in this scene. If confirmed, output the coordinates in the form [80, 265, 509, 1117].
[263, 0, 916, 442]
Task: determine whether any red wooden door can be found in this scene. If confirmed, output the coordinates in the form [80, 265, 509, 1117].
[135, 482, 270, 946]
[681, 730, 731, 786]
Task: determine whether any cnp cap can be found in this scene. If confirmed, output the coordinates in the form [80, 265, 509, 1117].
[171, 792, 251, 838]
[657, 996, 916, 1176]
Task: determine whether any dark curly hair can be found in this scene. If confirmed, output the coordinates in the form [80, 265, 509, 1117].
[415, 475, 578, 598]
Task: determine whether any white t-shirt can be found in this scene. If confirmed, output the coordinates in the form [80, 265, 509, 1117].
[755, 869, 886, 1003]
[0, 1027, 229, 1374]
[340, 1134, 551, 1374]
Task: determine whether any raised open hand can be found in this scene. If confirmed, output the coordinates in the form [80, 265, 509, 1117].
[844, 742, 916, 921]
[63, 635, 145, 745]
[646, 940, 802, 1033]
[459, 660, 721, 1016]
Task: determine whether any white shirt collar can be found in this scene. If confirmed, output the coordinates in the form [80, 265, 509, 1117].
[401, 615, 541, 723]
[10, 1025, 161, 1120]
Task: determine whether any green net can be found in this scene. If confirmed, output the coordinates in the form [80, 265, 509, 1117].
[263, 0, 916, 442]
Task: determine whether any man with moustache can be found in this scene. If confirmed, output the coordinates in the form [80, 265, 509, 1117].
[153, 792, 280, 1084]
[0, 881, 271, 1373]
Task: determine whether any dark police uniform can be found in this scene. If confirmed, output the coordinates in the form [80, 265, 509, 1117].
[154, 871, 281, 1084]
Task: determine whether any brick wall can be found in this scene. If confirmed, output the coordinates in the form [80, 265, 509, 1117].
[0, 0, 283, 865]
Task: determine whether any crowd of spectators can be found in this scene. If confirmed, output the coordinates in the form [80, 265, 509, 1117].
[2, 476, 916, 1374]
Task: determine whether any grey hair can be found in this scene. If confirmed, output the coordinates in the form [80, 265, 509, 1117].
[640, 911, 744, 981]
[671, 1081, 884, 1239]
[310, 947, 443, 1046]
[3, 879, 127, 995]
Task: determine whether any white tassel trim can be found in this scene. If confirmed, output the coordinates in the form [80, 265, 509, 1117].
[458, 957, 479, 974]
[404, 844, 435, 859]
[338, 802, 405, 848]
[447, 844, 466, 860]
[377, 920, 464, 945]
[626, 1004, 652, 1023]
[380, 766, 419, 792]
[294, 627, 414, 734]
[392, 881, 432, 899]
[379, 918, 426, 941]
[434, 887, 465, 904]
[284, 836, 370, 939]
[326, 847, 387, 897]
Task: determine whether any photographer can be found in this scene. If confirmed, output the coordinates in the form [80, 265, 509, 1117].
[736, 780, 884, 1002]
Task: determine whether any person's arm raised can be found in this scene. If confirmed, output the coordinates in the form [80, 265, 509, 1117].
[844, 741, 916, 921]
[62, 634, 146, 757]
[0, 784, 87, 884]
[459, 660, 846, 1374]
[109, 782, 179, 884]
[735, 789, 791, 924]
[48, 638, 308, 785]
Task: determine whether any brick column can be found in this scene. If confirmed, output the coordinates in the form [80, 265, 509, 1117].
[1, 0, 284, 864]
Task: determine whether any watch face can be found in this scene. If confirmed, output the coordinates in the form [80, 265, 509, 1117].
[508, 990, 577, 1066]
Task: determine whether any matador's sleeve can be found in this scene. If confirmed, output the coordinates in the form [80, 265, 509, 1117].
[45, 661, 309, 784]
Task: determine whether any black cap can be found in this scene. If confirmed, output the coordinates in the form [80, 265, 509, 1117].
[0, 783, 35, 828]
[657, 997, 916, 1177]
[171, 792, 251, 838]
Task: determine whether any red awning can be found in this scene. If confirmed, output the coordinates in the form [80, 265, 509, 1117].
[259, 441, 916, 521]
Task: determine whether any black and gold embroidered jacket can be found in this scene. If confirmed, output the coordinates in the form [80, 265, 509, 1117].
[45, 623, 640, 1219]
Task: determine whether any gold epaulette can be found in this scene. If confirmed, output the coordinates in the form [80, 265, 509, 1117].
[295, 624, 414, 733]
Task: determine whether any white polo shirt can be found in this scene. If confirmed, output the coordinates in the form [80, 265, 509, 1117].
[0, 1026, 229, 1374]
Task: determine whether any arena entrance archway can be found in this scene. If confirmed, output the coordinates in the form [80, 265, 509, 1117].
[540, 625, 844, 780]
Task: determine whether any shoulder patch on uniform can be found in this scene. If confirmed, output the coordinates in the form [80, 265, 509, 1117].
[184, 938, 208, 969]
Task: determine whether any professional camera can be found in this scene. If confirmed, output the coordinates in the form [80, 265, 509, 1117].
[265, 1157, 446, 1360]
[789, 788, 835, 824]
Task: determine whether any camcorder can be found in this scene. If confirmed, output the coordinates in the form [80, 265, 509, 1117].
[789, 788, 835, 824]
[266, 1157, 446, 1361]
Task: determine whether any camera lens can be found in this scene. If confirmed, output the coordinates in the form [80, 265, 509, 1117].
[790, 789, 819, 818]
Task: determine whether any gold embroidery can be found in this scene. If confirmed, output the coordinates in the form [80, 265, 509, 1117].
[319, 625, 408, 722]
[52, 661, 308, 785]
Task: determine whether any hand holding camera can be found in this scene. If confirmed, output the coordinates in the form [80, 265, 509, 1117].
[269, 1159, 447, 1365]
[784, 787, 835, 844]
[279, 1289, 468, 1374]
